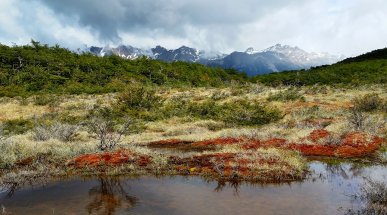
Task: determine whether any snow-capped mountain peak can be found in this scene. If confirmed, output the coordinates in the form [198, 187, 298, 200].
[261, 44, 306, 54]
[245, 47, 260, 54]
[86, 44, 344, 76]
[259, 44, 344, 66]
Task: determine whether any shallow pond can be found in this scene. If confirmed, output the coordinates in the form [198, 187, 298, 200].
[0, 161, 386, 215]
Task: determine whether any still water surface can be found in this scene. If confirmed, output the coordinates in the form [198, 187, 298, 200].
[0, 161, 386, 215]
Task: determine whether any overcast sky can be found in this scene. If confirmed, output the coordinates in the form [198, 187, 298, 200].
[0, 0, 386, 56]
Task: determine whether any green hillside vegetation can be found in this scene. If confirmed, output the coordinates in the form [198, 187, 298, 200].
[1, 41, 386, 97]
[0, 41, 247, 97]
[254, 48, 387, 86]
[342, 47, 387, 63]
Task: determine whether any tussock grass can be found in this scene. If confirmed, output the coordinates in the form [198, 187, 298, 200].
[0, 85, 385, 183]
[0, 134, 97, 169]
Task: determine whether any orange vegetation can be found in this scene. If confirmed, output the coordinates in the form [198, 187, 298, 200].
[67, 149, 151, 168]
[169, 152, 298, 181]
[334, 132, 384, 157]
[243, 138, 287, 150]
[307, 129, 330, 142]
[286, 131, 384, 157]
[67, 149, 302, 181]
[65, 130, 383, 181]
[150, 130, 384, 158]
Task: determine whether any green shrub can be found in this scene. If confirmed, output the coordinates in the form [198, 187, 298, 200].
[2, 118, 34, 135]
[18, 97, 30, 106]
[117, 85, 163, 111]
[305, 85, 329, 95]
[211, 91, 230, 101]
[0, 42, 248, 97]
[267, 89, 305, 102]
[352, 93, 385, 112]
[187, 100, 224, 119]
[160, 99, 283, 126]
[221, 100, 283, 126]
[33, 94, 60, 107]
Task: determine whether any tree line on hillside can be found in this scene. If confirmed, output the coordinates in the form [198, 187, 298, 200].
[0, 41, 247, 96]
[1, 41, 386, 96]
[254, 60, 387, 86]
[254, 48, 387, 86]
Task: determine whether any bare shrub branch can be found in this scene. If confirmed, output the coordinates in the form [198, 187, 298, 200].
[87, 117, 131, 151]
[32, 123, 79, 142]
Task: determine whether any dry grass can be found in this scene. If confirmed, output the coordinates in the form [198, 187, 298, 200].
[0, 84, 385, 182]
[0, 102, 48, 121]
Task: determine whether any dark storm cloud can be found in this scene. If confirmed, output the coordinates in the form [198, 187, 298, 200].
[37, 0, 301, 43]
[1, 0, 387, 55]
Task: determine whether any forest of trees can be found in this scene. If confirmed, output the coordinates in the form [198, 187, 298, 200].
[0, 41, 247, 96]
[0, 41, 386, 97]
[254, 48, 387, 86]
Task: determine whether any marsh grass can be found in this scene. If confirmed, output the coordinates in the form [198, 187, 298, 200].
[32, 122, 79, 142]
[0, 134, 97, 169]
[2, 119, 34, 135]
[0, 85, 385, 184]
[267, 88, 305, 102]
[33, 95, 61, 107]
[160, 99, 283, 126]
[345, 179, 387, 215]
[352, 93, 386, 112]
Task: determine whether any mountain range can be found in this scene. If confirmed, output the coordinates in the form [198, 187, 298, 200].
[87, 44, 344, 76]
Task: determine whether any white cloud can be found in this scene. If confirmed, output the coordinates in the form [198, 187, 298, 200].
[0, 0, 100, 49]
[0, 0, 386, 56]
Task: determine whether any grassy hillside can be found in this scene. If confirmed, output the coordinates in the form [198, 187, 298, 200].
[254, 48, 387, 86]
[0, 41, 247, 97]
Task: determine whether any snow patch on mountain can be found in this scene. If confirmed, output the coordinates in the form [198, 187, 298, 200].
[86, 44, 344, 75]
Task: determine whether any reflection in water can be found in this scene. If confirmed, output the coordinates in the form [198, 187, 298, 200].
[0, 161, 385, 215]
[324, 163, 365, 180]
[87, 177, 137, 215]
[308, 161, 370, 184]
[213, 180, 240, 195]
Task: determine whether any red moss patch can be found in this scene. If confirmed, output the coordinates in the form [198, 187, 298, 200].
[243, 138, 286, 150]
[242, 130, 383, 158]
[137, 155, 152, 166]
[67, 150, 150, 168]
[335, 134, 384, 157]
[171, 152, 300, 181]
[287, 144, 336, 156]
[342, 132, 368, 146]
[263, 138, 287, 146]
[307, 129, 330, 142]
[286, 132, 384, 158]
